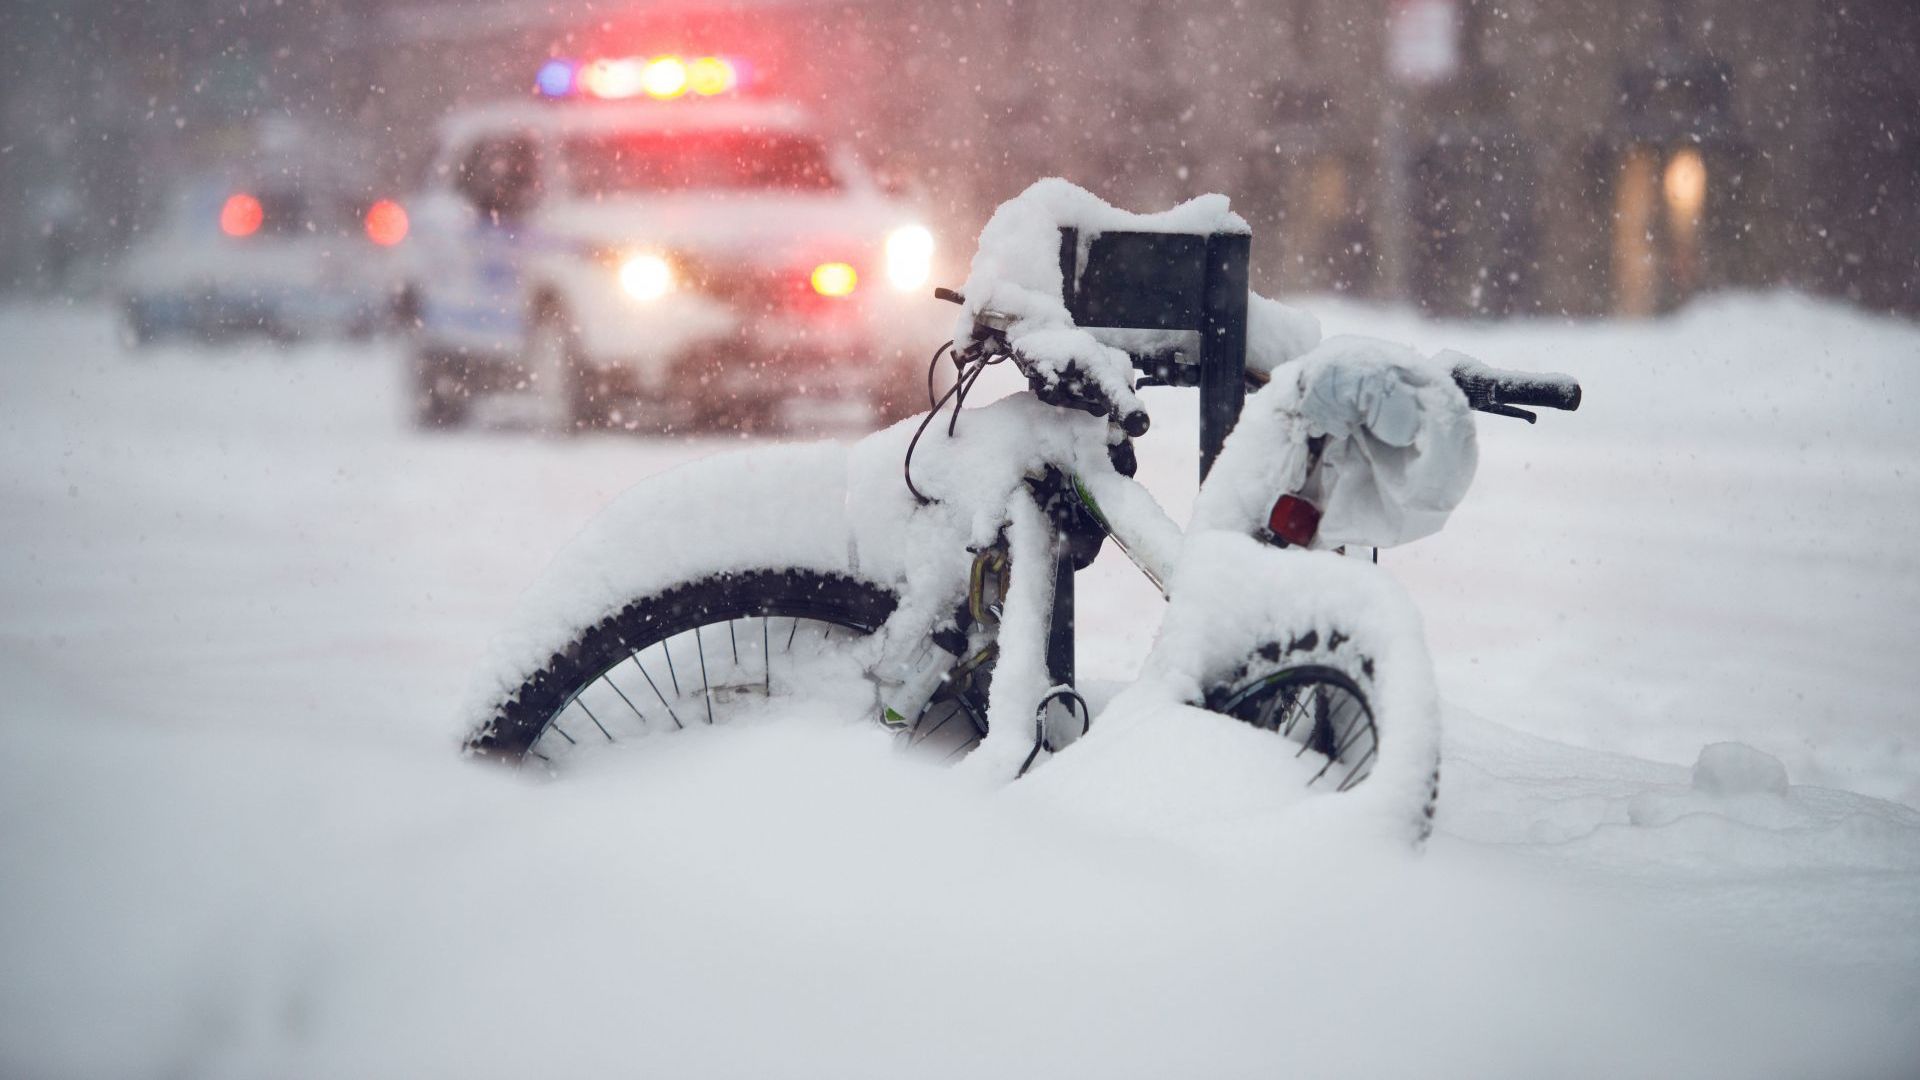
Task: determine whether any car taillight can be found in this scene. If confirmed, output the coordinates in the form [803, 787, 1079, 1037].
[810, 262, 858, 298]
[220, 193, 263, 238]
[1267, 493, 1321, 548]
[365, 199, 408, 246]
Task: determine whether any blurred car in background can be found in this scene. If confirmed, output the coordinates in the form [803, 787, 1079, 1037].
[399, 54, 945, 431]
[119, 174, 409, 346]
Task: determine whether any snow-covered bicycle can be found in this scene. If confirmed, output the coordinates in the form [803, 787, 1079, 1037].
[461, 181, 1579, 843]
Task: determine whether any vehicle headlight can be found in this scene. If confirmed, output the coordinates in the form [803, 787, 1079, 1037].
[617, 252, 674, 302]
[884, 225, 934, 292]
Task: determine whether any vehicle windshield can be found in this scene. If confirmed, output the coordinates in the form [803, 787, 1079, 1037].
[562, 130, 839, 195]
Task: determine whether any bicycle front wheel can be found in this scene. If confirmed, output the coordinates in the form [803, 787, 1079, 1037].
[1133, 534, 1444, 844]
[1207, 662, 1383, 793]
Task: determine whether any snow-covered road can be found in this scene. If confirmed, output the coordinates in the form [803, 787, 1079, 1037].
[2, 297, 1916, 1077]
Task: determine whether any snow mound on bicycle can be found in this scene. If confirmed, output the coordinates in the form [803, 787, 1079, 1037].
[948, 180, 1258, 432]
[1030, 533, 1443, 849]
[955, 179, 1248, 342]
[460, 441, 886, 730]
[1195, 337, 1481, 549]
[459, 395, 1111, 744]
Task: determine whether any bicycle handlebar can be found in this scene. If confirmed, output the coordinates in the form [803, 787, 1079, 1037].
[943, 290, 1582, 428]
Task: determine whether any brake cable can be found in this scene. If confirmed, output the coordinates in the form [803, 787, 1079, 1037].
[923, 338, 949, 411]
[945, 344, 1006, 436]
[901, 337, 1010, 506]
[903, 341, 966, 505]
[904, 289, 1014, 506]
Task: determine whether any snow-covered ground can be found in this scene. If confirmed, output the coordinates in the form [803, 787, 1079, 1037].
[2, 296, 1916, 1077]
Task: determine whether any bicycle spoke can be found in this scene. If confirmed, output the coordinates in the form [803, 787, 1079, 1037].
[578, 698, 614, 742]
[1313, 714, 1374, 780]
[503, 588, 990, 772]
[909, 707, 958, 747]
[663, 637, 682, 695]
[1229, 668, 1377, 791]
[1283, 693, 1316, 746]
[694, 625, 715, 725]
[1335, 746, 1380, 792]
[604, 675, 649, 728]
[480, 572, 986, 770]
[939, 737, 975, 763]
[632, 651, 684, 730]
[1253, 683, 1288, 733]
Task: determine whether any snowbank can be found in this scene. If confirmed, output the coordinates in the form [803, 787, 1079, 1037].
[4, 706, 1918, 1079]
[3, 295, 1918, 1076]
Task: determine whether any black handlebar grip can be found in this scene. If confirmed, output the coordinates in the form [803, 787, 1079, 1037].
[1451, 359, 1582, 413]
[1497, 372, 1582, 411]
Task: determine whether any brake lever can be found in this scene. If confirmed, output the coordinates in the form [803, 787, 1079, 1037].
[1481, 403, 1538, 424]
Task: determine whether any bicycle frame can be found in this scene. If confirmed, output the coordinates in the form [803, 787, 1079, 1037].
[867, 225, 1262, 771]
[896, 393, 1313, 774]
[881, 213, 1549, 775]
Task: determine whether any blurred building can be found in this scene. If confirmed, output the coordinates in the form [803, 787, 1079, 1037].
[4, 0, 1914, 318]
[1364, 0, 1920, 318]
[918, 0, 1918, 318]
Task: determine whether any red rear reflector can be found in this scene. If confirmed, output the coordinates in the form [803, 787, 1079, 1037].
[220, 193, 263, 238]
[365, 199, 409, 246]
[1267, 494, 1321, 548]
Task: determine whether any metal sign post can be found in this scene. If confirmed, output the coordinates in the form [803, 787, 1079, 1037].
[1045, 222, 1252, 693]
[1057, 225, 1251, 479]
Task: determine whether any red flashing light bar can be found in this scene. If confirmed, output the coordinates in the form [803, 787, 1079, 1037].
[535, 55, 746, 100]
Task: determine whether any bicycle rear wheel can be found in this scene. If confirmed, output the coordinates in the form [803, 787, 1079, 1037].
[469, 568, 988, 769]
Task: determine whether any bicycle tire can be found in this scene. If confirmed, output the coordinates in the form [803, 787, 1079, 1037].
[1203, 640, 1440, 839]
[469, 567, 989, 768]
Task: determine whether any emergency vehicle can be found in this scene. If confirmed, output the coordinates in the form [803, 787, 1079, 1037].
[399, 54, 942, 430]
